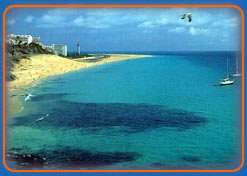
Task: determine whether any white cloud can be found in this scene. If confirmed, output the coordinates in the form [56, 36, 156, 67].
[189, 27, 196, 35]
[36, 15, 68, 28]
[25, 16, 34, 23]
[41, 7, 149, 28]
[137, 9, 218, 29]
[221, 33, 229, 42]
[26, 7, 239, 38]
[73, 16, 84, 26]
[212, 17, 239, 27]
[138, 21, 155, 28]
[169, 27, 185, 33]
[41, 15, 64, 23]
[84, 17, 111, 29]
[157, 17, 168, 25]
[189, 26, 209, 36]
[138, 17, 169, 29]
[7, 19, 15, 25]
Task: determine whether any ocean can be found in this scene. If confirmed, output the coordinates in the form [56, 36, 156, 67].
[6, 51, 242, 170]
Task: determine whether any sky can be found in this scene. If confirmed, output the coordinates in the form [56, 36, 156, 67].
[5, 7, 242, 52]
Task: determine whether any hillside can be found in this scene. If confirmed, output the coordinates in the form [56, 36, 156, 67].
[7, 43, 52, 81]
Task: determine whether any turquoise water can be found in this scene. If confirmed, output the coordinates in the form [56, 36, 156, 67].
[7, 52, 242, 170]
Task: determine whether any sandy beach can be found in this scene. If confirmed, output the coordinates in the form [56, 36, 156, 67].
[8, 54, 149, 92]
[7, 54, 149, 115]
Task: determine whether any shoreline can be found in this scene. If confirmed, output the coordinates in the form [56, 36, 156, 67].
[7, 54, 150, 116]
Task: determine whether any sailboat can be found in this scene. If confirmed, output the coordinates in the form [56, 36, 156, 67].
[219, 58, 234, 86]
[232, 51, 241, 77]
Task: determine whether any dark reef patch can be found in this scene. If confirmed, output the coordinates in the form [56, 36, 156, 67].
[7, 152, 46, 169]
[150, 162, 199, 170]
[12, 101, 207, 132]
[7, 147, 141, 169]
[182, 156, 201, 162]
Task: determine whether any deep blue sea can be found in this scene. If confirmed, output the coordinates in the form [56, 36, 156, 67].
[6, 51, 242, 170]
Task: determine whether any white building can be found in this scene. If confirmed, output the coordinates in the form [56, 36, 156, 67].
[7, 34, 68, 57]
[7, 34, 33, 45]
[44, 45, 53, 53]
[33, 37, 42, 44]
[51, 44, 67, 56]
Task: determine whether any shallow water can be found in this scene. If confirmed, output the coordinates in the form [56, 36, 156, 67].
[6, 52, 242, 170]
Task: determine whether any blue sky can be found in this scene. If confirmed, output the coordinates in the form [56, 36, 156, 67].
[5, 7, 242, 52]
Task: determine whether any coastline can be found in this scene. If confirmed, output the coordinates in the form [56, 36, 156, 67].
[7, 54, 150, 116]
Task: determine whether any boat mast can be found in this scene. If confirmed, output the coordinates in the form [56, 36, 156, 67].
[227, 58, 229, 78]
[236, 52, 239, 74]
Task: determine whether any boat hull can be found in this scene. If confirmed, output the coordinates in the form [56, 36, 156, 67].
[220, 81, 234, 86]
